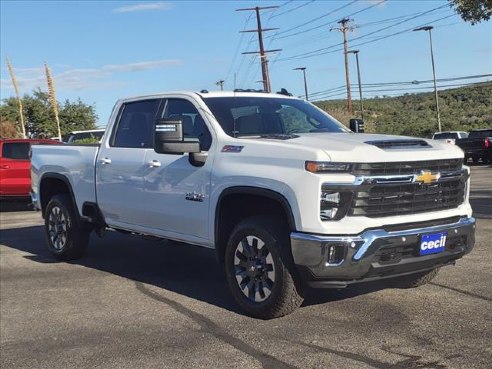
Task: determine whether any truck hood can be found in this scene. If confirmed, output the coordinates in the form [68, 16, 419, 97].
[242, 133, 464, 162]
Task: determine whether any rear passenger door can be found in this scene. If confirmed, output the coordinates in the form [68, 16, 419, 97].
[96, 99, 162, 228]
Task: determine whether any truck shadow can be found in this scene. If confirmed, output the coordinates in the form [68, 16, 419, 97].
[0, 200, 32, 212]
[470, 190, 492, 219]
[1, 225, 385, 316]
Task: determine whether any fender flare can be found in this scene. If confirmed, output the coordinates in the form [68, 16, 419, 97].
[214, 185, 297, 243]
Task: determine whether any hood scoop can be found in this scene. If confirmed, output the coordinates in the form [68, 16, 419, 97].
[365, 139, 431, 149]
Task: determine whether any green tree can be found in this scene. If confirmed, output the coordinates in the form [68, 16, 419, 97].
[0, 89, 98, 138]
[314, 82, 492, 137]
[449, 0, 492, 24]
[0, 116, 20, 138]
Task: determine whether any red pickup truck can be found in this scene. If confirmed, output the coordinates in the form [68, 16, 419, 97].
[0, 139, 60, 199]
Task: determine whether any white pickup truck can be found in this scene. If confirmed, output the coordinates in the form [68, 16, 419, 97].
[31, 91, 476, 319]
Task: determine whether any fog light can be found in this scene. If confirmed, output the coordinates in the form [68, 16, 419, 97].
[327, 244, 345, 265]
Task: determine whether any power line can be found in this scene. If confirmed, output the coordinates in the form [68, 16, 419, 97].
[277, 11, 457, 62]
[311, 80, 492, 100]
[271, 0, 316, 19]
[267, 0, 359, 39]
[308, 74, 492, 97]
[225, 12, 254, 86]
[274, 0, 387, 41]
[277, 3, 450, 61]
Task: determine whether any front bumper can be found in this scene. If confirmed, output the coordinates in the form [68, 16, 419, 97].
[291, 216, 476, 288]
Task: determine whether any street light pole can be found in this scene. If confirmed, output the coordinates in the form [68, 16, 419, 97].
[294, 67, 309, 100]
[347, 50, 364, 121]
[414, 26, 442, 132]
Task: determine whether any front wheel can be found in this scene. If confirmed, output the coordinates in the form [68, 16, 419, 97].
[45, 194, 90, 260]
[225, 216, 304, 319]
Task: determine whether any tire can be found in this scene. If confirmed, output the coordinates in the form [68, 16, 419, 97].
[224, 216, 304, 319]
[472, 155, 480, 164]
[44, 194, 90, 260]
[392, 268, 439, 289]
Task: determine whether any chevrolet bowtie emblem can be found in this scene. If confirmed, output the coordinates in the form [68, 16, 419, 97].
[415, 170, 440, 184]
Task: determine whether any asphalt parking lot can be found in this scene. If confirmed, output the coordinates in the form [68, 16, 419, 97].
[1, 165, 491, 369]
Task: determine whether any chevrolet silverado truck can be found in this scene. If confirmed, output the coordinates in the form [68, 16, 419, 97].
[31, 91, 476, 319]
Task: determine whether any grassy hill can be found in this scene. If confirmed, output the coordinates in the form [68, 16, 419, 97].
[314, 82, 492, 138]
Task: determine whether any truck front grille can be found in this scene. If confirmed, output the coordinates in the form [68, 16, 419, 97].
[353, 159, 463, 177]
[349, 177, 466, 218]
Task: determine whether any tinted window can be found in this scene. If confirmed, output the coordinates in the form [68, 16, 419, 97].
[469, 130, 492, 139]
[433, 133, 458, 140]
[2, 142, 30, 160]
[112, 99, 161, 148]
[203, 97, 349, 137]
[162, 99, 212, 151]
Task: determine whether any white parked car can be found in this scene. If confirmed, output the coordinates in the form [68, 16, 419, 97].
[432, 131, 468, 145]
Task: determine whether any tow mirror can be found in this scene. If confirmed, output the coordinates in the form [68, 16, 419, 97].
[349, 118, 364, 133]
[154, 118, 200, 154]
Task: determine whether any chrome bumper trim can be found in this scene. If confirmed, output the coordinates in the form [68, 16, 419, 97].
[290, 216, 476, 281]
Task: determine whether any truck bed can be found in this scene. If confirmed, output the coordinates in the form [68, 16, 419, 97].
[31, 144, 100, 214]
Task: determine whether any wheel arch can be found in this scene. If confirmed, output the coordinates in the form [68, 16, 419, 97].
[39, 173, 79, 220]
[214, 186, 296, 263]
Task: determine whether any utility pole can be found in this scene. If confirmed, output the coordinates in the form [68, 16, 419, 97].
[237, 6, 282, 93]
[347, 50, 364, 121]
[216, 80, 225, 91]
[331, 18, 354, 113]
[294, 67, 309, 100]
[414, 26, 441, 132]
[6, 56, 26, 138]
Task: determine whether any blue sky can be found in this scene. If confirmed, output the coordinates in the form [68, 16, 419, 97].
[1, 0, 491, 126]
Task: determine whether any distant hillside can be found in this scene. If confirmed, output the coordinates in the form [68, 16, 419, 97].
[314, 82, 492, 137]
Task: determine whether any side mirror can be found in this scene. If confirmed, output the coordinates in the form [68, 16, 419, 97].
[154, 118, 200, 154]
[349, 118, 364, 133]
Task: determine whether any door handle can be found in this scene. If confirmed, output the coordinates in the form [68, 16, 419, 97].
[0, 165, 9, 169]
[100, 157, 112, 165]
[148, 160, 161, 168]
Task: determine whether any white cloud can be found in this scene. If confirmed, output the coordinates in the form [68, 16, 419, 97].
[113, 2, 173, 13]
[1, 59, 181, 93]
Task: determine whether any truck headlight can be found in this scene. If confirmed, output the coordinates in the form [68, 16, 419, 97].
[306, 161, 352, 173]
[320, 190, 353, 221]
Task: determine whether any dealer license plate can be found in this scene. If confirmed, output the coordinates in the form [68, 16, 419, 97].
[420, 232, 447, 256]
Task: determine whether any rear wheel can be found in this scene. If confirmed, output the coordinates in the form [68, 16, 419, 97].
[225, 216, 304, 319]
[45, 194, 90, 260]
[392, 268, 439, 289]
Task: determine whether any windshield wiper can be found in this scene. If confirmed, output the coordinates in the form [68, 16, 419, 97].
[236, 133, 298, 140]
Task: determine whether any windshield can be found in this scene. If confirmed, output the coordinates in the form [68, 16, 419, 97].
[202, 96, 350, 137]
